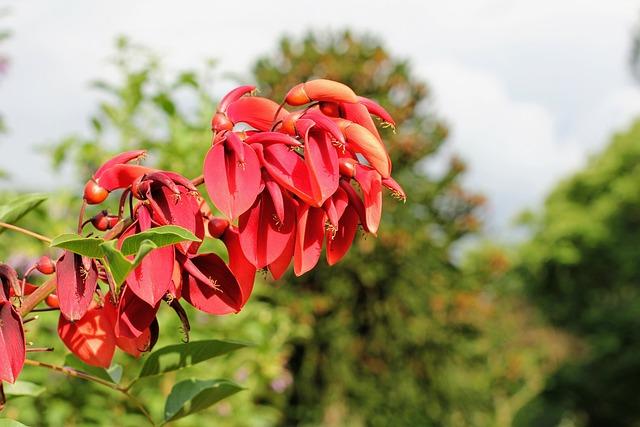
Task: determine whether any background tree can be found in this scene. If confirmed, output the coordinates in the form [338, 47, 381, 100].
[513, 120, 640, 426]
[253, 32, 570, 427]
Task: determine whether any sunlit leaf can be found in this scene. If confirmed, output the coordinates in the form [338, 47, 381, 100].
[3, 381, 45, 398]
[50, 234, 104, 258]
[120, 225, 199, 256]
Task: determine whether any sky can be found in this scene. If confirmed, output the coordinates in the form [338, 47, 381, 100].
[0, 0, 639, 236]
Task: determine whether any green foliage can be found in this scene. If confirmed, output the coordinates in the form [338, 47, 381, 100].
[137, 340, 246, 379]
[513, 120, 640, 426]
[0, 194, 48, 233]
[163, 379, 243, 422]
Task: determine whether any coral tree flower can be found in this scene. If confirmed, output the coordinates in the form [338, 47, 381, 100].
[44, 78, 404, 370]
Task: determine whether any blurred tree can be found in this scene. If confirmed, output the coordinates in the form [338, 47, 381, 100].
[514, 120, 640, 426]
[253, 31, 571, 427]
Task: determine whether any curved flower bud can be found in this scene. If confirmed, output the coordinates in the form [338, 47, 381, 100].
[285, 79, 358, 106]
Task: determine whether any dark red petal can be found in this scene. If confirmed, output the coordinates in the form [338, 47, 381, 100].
[204, 141, 261, 220]
[294, 204, 326, 276]
[116, 286, 160, 339]
[151, 187, 205, 254]
[58, 305, 116, 368]
[354, 165, 383, 235]
[0, 302, 25, 383]
[103, 296, 151, 358]
[182, 253, 243, 315]
[222, 227, 256, 305]
[94, 150, 147, 179]
[239, 191, 296, 269]
[0, 264, 18, 301]
[326, 205, 359, 266]
[56, 251, 98, 321]
[226, 97, 287, 131]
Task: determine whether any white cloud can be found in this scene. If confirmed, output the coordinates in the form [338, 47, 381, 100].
[0, 0, 638, 235]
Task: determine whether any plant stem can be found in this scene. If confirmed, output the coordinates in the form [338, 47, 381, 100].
[0, 221, 51, 243]
[24, 359, 156, 426]
[19, 278, 56, 316]
[191, 174, 204, 186]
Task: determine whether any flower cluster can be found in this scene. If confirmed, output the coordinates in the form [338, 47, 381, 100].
[0, 79, 404, 381]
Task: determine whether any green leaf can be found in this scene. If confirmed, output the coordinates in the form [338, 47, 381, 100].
[163, 379, 243, 422]
[0, 419, 30, 427]
[120, 225, 200, 256]
[3, 381, 45, 397]
[63, 355, 122, 384]
[50, 234, 105, 258]
[99, 239, 157, 287]
[138, 340, 246, 379]
[0, 194, 47, 234]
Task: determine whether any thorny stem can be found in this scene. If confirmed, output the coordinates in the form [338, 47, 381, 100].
[0, 221, 51, 243]
[24, 359, 156, 426]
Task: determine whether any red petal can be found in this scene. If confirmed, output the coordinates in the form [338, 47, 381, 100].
[56, 251, 98, 321]
[326, 205, 359, 266]
[245, 132, 302, 147]
[298, 120, 339, 205]
[103, 297, 151, 358]
[285, 79, 358, 105]
[115, 286, 160, 339]
[151, 187, 205, 254]
[294, 204, 326, 276]
[358, 96, 396, 126]
[123, 207, 174, 306]
[323, 185, 349, 227]
[339, 180, 368, 232]
[342, 101, 381, 141]
[204, 141, 261, 220]
[96, 164, 155, 192]
[218, 85, 255, 112]
[268, 227, 295, 280]
[382, 176, 407, 202]
[239, 191, 296, 269]
[226, 97, 287, 131]
[182, 253, 243, 314]
[337, 119, 391, 178]
[94, 150, 147, 179]
[354, 165, 383, 235]
[58, 305, 116, 368]
[254, 143, 317, 206]
[0, 302, 25, 383]
[222, 227, 256, 305]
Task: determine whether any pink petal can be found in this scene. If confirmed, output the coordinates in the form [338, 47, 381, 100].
[204, 141, 262, 220]
[354, 165, 383, 235]
[326, 205, 359, 266]
[182, 254, 243, 315]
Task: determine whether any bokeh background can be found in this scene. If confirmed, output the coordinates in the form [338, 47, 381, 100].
[1, 1, 640, 426]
